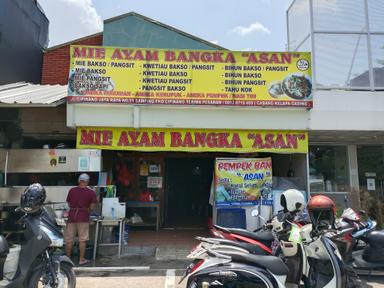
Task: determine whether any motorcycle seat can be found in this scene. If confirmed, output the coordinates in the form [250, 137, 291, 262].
[219, 251, 289, 275]
[214, 225, 274, 243]
[204, 238, 271, 255]
[366, 230, 384, 248]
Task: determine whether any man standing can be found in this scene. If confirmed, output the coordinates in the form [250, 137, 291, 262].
[65, 173, 98, 265]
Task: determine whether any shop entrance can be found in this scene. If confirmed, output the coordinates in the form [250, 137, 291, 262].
[165, 157, 214, 228]
[357, 145, 384, 225]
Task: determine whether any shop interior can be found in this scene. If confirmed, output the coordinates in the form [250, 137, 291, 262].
[102, 151, 308, 230]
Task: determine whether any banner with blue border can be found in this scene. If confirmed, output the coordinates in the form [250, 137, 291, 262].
[215, 158, 273, 206]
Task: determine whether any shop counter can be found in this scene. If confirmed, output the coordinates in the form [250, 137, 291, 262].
[126, 202, 160, 231]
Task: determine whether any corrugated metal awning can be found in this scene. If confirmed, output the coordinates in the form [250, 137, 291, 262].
[0, 82, 67, 107]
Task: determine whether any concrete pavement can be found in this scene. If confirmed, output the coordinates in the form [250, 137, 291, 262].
[73, 269, 384, 288]
[77, 276, 166, 287]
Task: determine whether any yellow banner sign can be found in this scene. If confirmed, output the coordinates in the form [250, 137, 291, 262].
[77, 128, 308, 153]
[68, 45, 312, 108]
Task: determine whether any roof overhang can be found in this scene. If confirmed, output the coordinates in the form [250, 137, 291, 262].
[0, 82, 67, 107]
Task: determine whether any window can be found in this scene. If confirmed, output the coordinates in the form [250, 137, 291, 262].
[309, 146, 349, 193]
[368, 0, 384, 32]
[357, 145, 384, 223]
[288, 0, 310, 51]
[288, 0, 384, 90]
[296, 36, 311, 52]
[371, 35, 384, 88]
[315, 34, 370, 87]
[313, 0, 367, 32]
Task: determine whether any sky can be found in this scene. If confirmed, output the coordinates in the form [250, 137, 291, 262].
[38, 0, 293, 51]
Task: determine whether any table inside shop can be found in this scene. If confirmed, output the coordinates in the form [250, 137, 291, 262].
[126, 202, 160, 231]
[92, 217, 126, 260]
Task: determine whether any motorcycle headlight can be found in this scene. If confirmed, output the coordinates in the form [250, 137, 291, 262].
[40, 226, 64, 247]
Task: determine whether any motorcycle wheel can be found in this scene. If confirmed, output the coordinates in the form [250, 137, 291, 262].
[28, 262, 76, 288]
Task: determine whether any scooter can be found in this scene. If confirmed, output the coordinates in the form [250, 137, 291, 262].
[351, 230, 384, 276]
[0, 206, 76, 287]
[333, 197, 384, 276]
[181, 212, 348, 288]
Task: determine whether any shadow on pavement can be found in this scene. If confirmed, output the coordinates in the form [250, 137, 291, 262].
[361, 276, 384, 288]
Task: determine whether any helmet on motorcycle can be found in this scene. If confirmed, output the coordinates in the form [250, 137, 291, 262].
[280, 189, 306, 213]
[20, 183, 46, 214]
[307, 195, 336, 229]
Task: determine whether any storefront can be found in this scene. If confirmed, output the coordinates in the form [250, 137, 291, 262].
[307, 141, 384, 219]
[76, 127, 309, 229]
[65, 34, 314, 230]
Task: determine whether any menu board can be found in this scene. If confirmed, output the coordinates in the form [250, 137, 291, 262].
[68, 45, 312, 108]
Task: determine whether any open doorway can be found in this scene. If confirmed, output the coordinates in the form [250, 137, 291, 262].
[165, 157, 214, 228]
[164, 153, 307, 228]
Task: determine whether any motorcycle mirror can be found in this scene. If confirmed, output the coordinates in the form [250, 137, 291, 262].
[251, 209, 259, 217]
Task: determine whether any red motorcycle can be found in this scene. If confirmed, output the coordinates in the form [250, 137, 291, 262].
[210, 208, 305, 256]
[210, 224, 275, 255]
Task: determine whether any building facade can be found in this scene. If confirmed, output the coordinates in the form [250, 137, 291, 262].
[39, 13, 309, 230]
[0, 0, 49, 84]
[288, 0, 384, 218]
[36, 6, 384, 227]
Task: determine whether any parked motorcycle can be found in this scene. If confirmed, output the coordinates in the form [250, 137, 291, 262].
[336, 203, 384, 276]
[212, 194, 383, 278]
[0, 183, 76, 288]
[181, 211, 348, 288]
[210, 224, 275, 255]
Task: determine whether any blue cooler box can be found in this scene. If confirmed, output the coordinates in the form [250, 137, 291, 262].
[216, 208, 246, 229]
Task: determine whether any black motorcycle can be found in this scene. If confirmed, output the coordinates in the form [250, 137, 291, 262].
[0, 206, 75, 287]
[336, 197, 384, 276]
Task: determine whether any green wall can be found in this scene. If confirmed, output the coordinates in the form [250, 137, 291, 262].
[103, 14, 218, 50]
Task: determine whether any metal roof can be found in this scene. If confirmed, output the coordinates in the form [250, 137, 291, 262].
[0, 82, 67, 107]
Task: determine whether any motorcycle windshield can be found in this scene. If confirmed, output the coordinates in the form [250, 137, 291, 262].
[40, 208, 63, 236]
[341, 208, 360, 221]
[39, 224, 64, 247]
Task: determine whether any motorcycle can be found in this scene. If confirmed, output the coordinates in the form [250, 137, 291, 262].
[0, 206, 76, 288]
[335, 202, 384, 276]
[210, 224, 275, 255]
[181, 212, 348, 288]
[211, 209, 311, 285]
[210, 208, 309, 257]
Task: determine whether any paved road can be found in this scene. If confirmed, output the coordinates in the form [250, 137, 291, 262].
[73, 269, 384, 288]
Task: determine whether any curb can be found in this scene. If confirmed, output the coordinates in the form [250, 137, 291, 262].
[74, 266, 151, 273]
